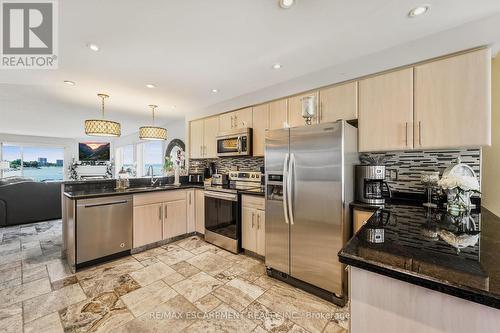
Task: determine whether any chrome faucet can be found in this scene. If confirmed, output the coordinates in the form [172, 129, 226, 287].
[147, 165, 160, 186]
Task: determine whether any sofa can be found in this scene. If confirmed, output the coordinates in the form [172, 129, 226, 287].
[0, 178, 62, 227]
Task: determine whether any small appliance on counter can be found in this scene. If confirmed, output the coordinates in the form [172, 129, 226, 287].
[211, 173, 229, 186]
[204, 162, 216, 179]
[188, 173, 204, 184]
[355, 165, 391, 206]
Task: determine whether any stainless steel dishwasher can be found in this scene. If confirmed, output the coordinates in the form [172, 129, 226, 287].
[76, 195, 133, 265]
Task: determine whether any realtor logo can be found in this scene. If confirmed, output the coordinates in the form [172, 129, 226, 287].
[1, 0, 58, 69]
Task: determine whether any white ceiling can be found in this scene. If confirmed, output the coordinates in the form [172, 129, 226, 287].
[1, 0, 500, 138]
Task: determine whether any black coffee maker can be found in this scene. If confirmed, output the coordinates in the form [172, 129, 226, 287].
[204, 162, 216, 179]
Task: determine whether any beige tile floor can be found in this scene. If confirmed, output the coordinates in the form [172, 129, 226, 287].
[0, 220, 349, 333]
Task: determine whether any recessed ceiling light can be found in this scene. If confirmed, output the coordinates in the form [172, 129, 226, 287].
[272, 63, 282, 70]
[211, 89, 219, 93]
[279, 0, 295, 9]
[63, 80, 75, 86]
[408, 5, 430, 18]
[146, 83, 156, 89]
[87, 43, 99, 51]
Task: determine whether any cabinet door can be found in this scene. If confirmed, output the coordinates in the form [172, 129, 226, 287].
[189, 119, 204, 159]
[242, 207, 256, 252]
[235, 107, 253, 128]
[204, 116, 220, 158]
[195, 190, 205, 234]
[186, 190, 195, 233]
[353, 209, 375, 235]
[319, 82, 358, 123]
[256, 210, 266, 256]
[269, 98, 288, 130]
[133, 203, 163, 248]
[163, 199, 187, 239]
[219, 112, 235, 133]
[414, 49, 491, 149]
[288, 91, 319, 128]
[252, 104, 269, 157]
[358, 68, 414, 152]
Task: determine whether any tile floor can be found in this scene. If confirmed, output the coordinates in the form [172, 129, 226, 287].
[0, 220, 349, 333]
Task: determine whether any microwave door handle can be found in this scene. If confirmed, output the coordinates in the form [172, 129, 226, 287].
[282, 153, 290, 225]
[287, 153, 295, 225]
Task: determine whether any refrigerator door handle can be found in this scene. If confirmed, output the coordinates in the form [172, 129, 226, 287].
[283, 153, 290, 225]
[287, 153, 295, 225]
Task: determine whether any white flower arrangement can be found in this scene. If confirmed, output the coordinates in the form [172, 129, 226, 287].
[437, 175, 480, 192]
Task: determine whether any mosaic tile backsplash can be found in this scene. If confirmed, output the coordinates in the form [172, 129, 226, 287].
[364, 148, 481, 194]
[189, 157, 264, 174]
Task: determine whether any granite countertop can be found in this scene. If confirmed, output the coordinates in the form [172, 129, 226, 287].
[64, 184, 204, 200]
[339, 203, 500, 309]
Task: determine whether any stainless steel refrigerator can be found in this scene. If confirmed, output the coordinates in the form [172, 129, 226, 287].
[265, 121, 358, 305]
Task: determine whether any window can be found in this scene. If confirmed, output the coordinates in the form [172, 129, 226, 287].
[115, 145, 136, 176]
[142, 141, 163, 176]
[1, 144, 64, 181]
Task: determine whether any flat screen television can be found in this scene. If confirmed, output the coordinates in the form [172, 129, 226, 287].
[79, 142, 110, 161]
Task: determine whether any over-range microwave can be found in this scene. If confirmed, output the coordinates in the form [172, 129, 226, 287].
[216, 128, 252, 157]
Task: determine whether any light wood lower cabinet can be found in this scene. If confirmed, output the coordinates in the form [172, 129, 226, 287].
[133, 203, 163, 248]
[163, 199, 187, 239]
[186, 190, 195, 233]
[241, 195, 265, 256]
[353, 208, 376, 235]
[195, 189, 205, 234]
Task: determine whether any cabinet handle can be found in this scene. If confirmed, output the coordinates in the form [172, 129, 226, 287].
[418, 121, 422, 146]
[405, 122, 408, 147]
[235, 115, 238, 128]
[319, 102, 323, 122]
[164, 205, 168, 219]
[159, 206, 162, 221]
[252, 212, 255, 228]
[189, 193, 191, 205]
[257, 214, 260, 229]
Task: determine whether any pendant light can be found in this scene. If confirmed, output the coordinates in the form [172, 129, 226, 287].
[84, 93, 121, 137]
[139, 104, 167, 140]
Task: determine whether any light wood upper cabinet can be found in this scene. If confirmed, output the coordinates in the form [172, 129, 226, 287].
[236, 107, 253, 128]
[252, 104, 269, 157]
[269, 98, 288, 130]
[414, 48, 491, 149]
[163, 199, 187, 240]
[189, 119, 204, 159]
[203, 116, 219, 158]
[219, 107, 253, 133]
[219, 112, 235, 133]
[195, 189, 205, 234]
[288, 91, 319, 128]
[133, 203, 162, 248]
[319, 82, 358, 123]
[358, 68, 414, 152]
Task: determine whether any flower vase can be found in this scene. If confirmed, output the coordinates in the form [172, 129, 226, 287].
[174, 167, 181, 186]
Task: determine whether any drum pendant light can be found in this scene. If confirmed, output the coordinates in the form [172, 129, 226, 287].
[84, 94, 121, 137]
[139, 104, 167, 140]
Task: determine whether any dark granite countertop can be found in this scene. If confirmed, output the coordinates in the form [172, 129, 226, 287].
[339, 203, 500, 309]
[64, 184, 204, 200]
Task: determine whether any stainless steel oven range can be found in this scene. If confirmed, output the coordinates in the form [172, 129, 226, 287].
[204, 171, 262, 253]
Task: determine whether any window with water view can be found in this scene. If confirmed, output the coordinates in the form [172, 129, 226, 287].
[1, 144, 64, 182]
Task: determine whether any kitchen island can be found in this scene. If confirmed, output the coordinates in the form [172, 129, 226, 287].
[62, 182, 204, 272]
[339, 203, 500, 333]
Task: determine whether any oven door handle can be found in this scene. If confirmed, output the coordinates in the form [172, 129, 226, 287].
[204, 191, 238, 202]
